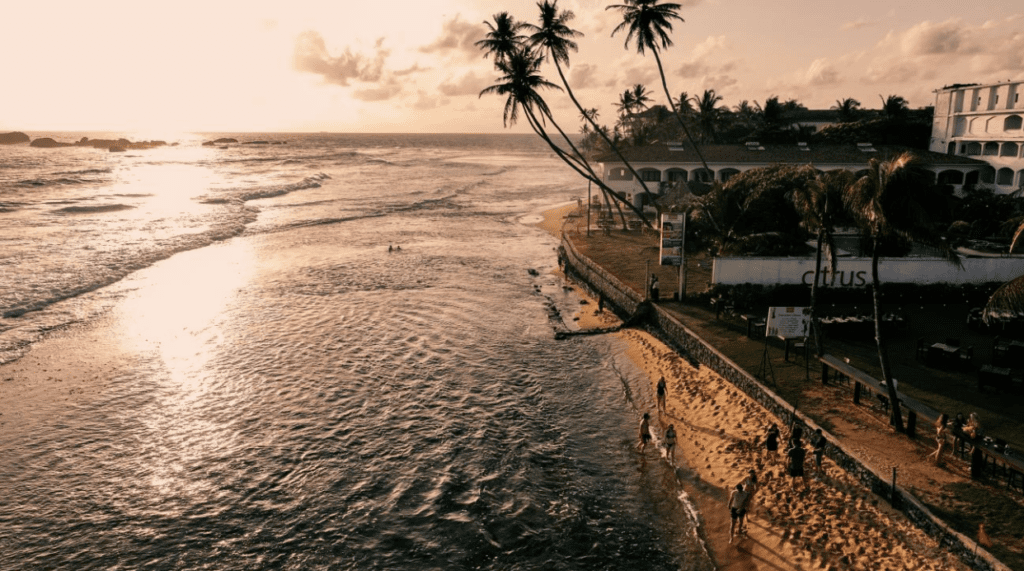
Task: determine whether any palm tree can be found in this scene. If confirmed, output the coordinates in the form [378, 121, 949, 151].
[790, 168, 855, 356]
[757, 96, 785, 130]
[832, 98, 861, 123]
[631, 83, 652, 111]
[880, 94, 909, 122]
[844, 153, 960, 432]
[693, 89, 723, 143]
[674, 91, 693, 116]
[983, 222, 1024, 323]
[475, 12, 527, 63]
[480, 47, 653, 229]
[607, 0, 711, 173]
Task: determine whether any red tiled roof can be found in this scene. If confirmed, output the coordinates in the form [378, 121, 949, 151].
[595, 143, 989, 167]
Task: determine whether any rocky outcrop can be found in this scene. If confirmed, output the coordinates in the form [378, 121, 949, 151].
[0, 131, 30, 144]
[202, 138, 238, 146]
[30, 137, 73, 148]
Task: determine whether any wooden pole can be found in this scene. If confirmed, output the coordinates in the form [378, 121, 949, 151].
[587, 181, 591, 237]
[678, 211, 687, 301]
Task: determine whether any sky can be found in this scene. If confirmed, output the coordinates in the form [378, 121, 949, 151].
[1, 0, 1022, 135]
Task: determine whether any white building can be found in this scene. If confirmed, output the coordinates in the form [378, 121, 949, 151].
[929, 80, 1024, 193]
[596, 142, 988, 209]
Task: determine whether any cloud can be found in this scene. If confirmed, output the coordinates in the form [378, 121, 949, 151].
[394, 64, 429, 77]
[675, 36, 734, 79]
[412, 90, 449, 110]
[419, 15, 484, 60]
[293, 31, 388, 87]
[899, 19, 976, 55]
[804, 58, 841, 86]
[568, 63, 600, 90]
[439, 71, 490, 97]
[353, 81, 402, 102]
[841, 19, 876, 31]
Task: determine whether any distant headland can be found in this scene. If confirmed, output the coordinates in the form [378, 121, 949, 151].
[1, 132, 169, 151]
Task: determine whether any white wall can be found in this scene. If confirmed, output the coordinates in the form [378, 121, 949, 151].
[712, 257, 1024, 286]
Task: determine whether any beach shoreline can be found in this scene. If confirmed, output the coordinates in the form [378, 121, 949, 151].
[534, 204, 973, 571]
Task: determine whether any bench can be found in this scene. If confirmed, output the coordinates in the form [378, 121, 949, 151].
[818, 354, 920, 435]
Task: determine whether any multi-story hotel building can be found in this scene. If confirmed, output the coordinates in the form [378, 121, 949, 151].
[929, 80, 1024, 193]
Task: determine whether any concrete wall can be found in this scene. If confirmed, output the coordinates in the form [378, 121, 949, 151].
[712, 256, 1024, 287]
[560, 234, 1009, 571]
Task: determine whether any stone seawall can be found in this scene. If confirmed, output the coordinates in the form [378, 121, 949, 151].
[559, 234, 1008, 571]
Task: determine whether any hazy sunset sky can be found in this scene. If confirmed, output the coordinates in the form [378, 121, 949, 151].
[2, 0, 1022, 134]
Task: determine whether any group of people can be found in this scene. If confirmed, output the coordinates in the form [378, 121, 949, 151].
[929, 412, 984, 469]
[637, 377, 676, 463]
[764, 423, 827, 488]
[728, 469, 759, 543]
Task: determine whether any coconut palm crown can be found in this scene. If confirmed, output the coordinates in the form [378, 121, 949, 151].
[476, 12, 527, 64]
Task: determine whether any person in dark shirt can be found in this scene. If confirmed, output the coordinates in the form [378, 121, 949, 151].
[786, 441, 807, 488]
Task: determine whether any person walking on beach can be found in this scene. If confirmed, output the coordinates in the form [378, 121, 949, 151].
[929, 413, 949, 465]
[728, 482, 749, 544]
[811, 428, 826, 476]
[786, 439, 808, 488]
[664, 424, 677, 464]
[656, 377, 667, 414]
[739, 469, 758, 531]
[638, 413, 652, 452]
[764, 424, 780, 462]
[649, 274, 659, 302]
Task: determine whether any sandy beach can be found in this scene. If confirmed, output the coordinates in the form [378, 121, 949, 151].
[535, 204, 973, 571]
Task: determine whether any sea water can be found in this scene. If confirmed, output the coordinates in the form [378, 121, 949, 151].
[0, 133, 713, 569]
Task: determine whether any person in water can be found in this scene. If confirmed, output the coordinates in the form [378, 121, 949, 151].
[637, 412, 652, 452]
[664, 424, 677, 464]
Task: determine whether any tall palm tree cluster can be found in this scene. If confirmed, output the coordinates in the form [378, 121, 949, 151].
[478, 0, 714, 229]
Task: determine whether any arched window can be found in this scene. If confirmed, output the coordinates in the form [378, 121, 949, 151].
[997, 168, 1015, 186]
[1001, 142, 1019, 157]
[980, 167, 995, 184]
[639, 168, 661, 182]
[984, 142, 999, 155]
[1005, 115, 1023, 130]
[719, 168, 740, 182]
[965, 142, 982, 156]
[937, 170, 964, 185]
[692, 168, 714, 183]
[666, 168, 687, 182]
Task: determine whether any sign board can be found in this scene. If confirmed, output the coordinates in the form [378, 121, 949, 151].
[766, 306, 810, 338]
[660, 213, 684, 266]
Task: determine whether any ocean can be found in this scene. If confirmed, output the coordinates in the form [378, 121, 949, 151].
[0, 132, 713, 570]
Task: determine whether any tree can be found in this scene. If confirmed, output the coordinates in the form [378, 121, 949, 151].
[475, 12, 526, 63]
[631, 83, 652, 111]
[524, 0, 656, 217]
[617, 89, 637, 117]
[607, 0, 711, 173]
[844, 153, 960, 432]
[790, 169, 856, 356]
[693, 88, 724, 143]
[832, 98, 861, 123]
[880, 94, 909, 122]
[479, 47, 653, 229]
[983, 220, 1024, 323]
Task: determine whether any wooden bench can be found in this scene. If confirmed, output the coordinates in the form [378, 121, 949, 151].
[818, 354, 920, 435]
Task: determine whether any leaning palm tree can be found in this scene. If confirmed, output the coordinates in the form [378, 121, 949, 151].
[790, 168, 855, 356]
[606, 0, 711, 173]
[480, 46, 652, 229]
[844, 153, 961, 432]
[524, 0, 657, 210]
[475, 12, 527, 64]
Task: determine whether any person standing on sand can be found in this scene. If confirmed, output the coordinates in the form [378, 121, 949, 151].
[664, 424, 677, 464]
[649, 274, 659, 302]
[638, 413, 652, 452]
[739, 469, 758, 531]
[929, 413, 949, 465]
[764, 424, 780, 462]
[656, 377, 667, 414]
[728, 482, 749, 544]
[786, 439, 808, 488]
[811, 428, 826, 475]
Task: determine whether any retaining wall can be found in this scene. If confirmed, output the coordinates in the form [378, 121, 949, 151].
[560, 234, 1008, 571]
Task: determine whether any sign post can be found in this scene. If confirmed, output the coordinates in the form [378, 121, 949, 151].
[659, 213, 685, 300]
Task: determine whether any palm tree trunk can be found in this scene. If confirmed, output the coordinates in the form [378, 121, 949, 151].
[810, 228, 824, 356]
[651, 50, 711, 174]
[552, 59, 656, 200]
[524, 108, 651, 228]
[871, 243, 904, 432]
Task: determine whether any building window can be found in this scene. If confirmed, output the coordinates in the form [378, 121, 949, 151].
[984, 142, 1000, 155]
[1001, 142, 1019, 157]
[666, 169, 687, 182]
[1005, 115, 1023, 130]
[938, 170, 964, 185]
[639, 169, 661, 182]
[965, 142, 982, 155]
[997, 168, 1014, 186]
[608, 168, 633, 181]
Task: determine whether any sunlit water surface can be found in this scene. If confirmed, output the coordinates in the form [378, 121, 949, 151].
[0, 133, 712, 570]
